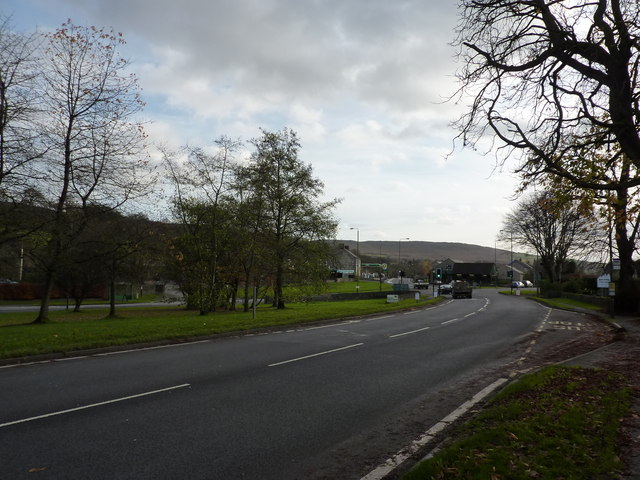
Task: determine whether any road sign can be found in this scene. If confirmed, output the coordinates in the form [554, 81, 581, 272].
[597, 274, 611, 288]
[361, 263, 381, 267]
[609, 282, 616, 297]
[612, 258, 621, 270]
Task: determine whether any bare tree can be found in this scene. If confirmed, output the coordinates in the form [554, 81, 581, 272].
[455, 0, 640, 309]
[0, 15, 44, 244]
[32, 21, 151, 323]
[499, 191, 600, 284]
[455, 1, 640, 180]
[0, 15, 40, 189]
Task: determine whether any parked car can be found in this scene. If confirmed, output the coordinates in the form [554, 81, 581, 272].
[438, 283, 452, 294]
[511, 281, 524, 288]
[524, 280, 533, 287]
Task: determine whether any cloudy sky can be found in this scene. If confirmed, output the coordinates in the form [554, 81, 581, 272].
[4, 0, 521, 249]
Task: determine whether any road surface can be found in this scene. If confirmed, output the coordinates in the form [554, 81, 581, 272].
[0, 289, 608, 479]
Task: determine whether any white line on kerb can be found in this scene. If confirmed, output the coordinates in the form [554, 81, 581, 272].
[0, 384, 191, 429]
[360, 378, 509, 480]
[389, 326, 431, 338]
[268, 343, 364, 367]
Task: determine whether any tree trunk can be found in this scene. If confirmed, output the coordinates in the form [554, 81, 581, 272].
[228, 281, 237, 311]
[613, 189, 638, 313]
[540, 256, 556, 283]
[32, 270, 55, 324]
[243, 280, 250, 312]
[275, 262, 285, 309]
[108, 277, 117, 317]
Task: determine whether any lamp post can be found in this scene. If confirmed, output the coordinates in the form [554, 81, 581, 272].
[350, 227, 360, 291]
[499, 229, 514, 294]
[398, 237, 409, 284]
[509, 230, 513, 295]
[508, 230, 513, 294]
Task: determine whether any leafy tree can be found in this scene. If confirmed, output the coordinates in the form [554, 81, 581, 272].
[167, 198, 237, 313]
[245, 128, 339, 309]
[32, 21, 151, 323]
[419, 260, 433, 279]
[53, 220, 110, 313]
[542, 142, 640, 309]
[162, 137, 241, 314]
[499, 191, 600, 284]
[84, 211, 160, 317]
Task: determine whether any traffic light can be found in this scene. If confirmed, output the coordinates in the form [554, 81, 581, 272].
[436, 268, 441, 279]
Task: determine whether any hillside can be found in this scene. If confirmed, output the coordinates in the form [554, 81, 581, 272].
[336, 240, 534, 265]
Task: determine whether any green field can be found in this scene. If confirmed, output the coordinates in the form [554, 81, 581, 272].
[0, 292, 439, 360]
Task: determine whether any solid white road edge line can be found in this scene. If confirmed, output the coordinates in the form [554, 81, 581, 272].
[389, 326, 431, 338]
[268, 343, 364, 367]
[359, 377, 509, 480]
[0, 383, 191, 428]
[441, 318, 459, 325]
[95, 340, 210, 356]
[0, 341, 213, 369]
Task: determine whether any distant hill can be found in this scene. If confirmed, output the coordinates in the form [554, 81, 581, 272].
[335, 240, 534, 265]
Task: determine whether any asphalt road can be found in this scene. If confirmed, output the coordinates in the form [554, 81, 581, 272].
[0, 290, 590, 479]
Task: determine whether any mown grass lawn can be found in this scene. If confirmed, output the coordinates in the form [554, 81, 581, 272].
[0, 295, 438, 359]
[403, 366, 630, 479]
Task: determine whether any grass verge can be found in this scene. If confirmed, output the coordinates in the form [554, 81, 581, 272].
[0, 296, 440, 360]
[529, 295, 605, 312]
[403, 365, 631, 480]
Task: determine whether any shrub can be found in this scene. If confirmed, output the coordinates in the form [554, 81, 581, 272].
[540, 280, 562, 298]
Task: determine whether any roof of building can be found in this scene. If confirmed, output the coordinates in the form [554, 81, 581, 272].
[451, 263, 495, 276]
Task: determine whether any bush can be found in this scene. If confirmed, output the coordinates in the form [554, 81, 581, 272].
[561, 279, 582, 294]
[540, 280, 562, 298]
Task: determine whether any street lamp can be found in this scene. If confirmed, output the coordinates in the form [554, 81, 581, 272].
[398, 237, 409, 284]
[510, 231, 513, 294]
[499, 229, 513, 294]
[350, 227, 360, 291]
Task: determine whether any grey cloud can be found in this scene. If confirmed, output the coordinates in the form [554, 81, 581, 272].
[53, 0, 459, 111]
